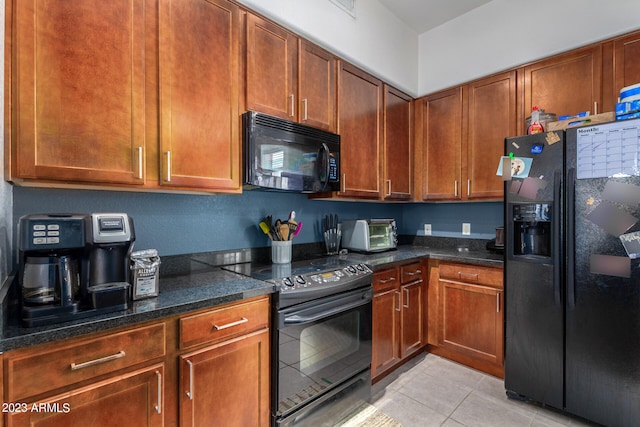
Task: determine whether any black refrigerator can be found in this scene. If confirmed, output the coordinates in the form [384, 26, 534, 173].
[504, 119, 640, 427]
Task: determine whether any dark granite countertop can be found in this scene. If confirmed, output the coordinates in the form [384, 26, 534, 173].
[0, 240, 502, 352]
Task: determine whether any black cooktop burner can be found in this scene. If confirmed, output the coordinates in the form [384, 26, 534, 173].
[222, 256, 357, 281]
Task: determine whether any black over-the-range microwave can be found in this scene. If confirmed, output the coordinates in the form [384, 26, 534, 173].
[242, 111, 340, 193]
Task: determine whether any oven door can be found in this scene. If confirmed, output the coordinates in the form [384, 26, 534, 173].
[274, 286, 373, 423]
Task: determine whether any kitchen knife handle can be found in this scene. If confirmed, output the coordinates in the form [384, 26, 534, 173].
[155, 370, 162, 414]
[137, 146, 144, 180]
[165, 151, 172, 182]
[186, 359, 194, 400]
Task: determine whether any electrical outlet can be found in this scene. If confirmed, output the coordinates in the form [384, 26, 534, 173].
[424, 224, 432, 236]
[462, 223, 471, 235]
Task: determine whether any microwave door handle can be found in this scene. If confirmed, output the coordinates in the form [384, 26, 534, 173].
[319, 143, 330, 191]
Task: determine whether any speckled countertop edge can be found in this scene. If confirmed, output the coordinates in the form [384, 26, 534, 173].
[1, 244, 502, 352]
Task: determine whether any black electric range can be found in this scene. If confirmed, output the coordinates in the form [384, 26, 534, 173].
[222, 256, 373, 308]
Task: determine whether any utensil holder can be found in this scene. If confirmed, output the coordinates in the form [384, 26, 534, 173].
[324, 229, 341, 255]
[272, 240, 292, 264]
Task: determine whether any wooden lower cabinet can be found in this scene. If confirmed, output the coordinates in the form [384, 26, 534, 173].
[6, 364, 164, 427]
[3, 296, 271, 427]
[179, 329, 270, 427]
[428, 260, 504, 378]
[372, 262, 425, 381]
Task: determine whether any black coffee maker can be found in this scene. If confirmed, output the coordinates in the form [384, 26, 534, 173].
[18, 213, 135, 327]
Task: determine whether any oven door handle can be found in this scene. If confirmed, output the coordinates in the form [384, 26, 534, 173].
[282, 291, 372, 326]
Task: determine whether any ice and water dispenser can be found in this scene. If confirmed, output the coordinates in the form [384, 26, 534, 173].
[512, 203, 552, 257]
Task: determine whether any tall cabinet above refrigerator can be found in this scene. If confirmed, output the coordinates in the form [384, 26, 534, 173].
[504, 119, 640, 427]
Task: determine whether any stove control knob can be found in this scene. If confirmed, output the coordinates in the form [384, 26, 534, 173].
[283, 277, 294, 287]
[295, 275, 306, 285]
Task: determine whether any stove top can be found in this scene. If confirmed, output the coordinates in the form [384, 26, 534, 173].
[222, 256, 373, 308]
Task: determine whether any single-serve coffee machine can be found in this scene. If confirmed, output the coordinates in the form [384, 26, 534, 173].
[19, 213, 135, 327]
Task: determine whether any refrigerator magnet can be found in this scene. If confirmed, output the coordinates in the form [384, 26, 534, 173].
[496, 157, 532, 178]
[586, 201, 638, 237]
[620, 231, 640, 259]
[590, 254, 631, 278]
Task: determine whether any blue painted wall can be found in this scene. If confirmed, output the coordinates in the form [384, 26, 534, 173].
[12, 187, 503, 257]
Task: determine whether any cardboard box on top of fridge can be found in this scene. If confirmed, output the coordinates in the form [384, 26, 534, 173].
[616, 100, 640, 116]
[546, 112, 615, 131]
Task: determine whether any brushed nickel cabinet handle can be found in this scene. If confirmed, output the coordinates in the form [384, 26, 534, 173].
[376, 277, 396, 284]
[341, 173, 346, 193]
[165, 151, 172, 182]
[155, 370, 162, 414]
[454, 180, 458, 197]
[403, 270, 422, 276]
[496, 292, 501, 313]
[212, 317, 248, 331]
[467, 179, 471, 197]
[70, 350, 126, 371]
[403, 287, 409, 308]
[594, 101, 598, 115]
[302, 98, 308, 121]
[186, 359, 194, 400]
[289, 94, 295, 117]
[458, 272, 479, 281]
[395, 291, 401, 312]
[137, 147, 144, 180]
[386, 179, 392, 197]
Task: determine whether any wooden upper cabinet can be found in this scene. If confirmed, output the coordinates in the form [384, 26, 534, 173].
[337, 62, 383, 199]
[465, 71, 516, 200]
[245, 13, 298, 120]
[522, 46, 602, 124]
[245, 15, 336, 131]
[419, 87, 463, 201]
[12, 0, 146, 185]
[298, 40, 337, 131]
[613, 32, 640, 105]
[159, 0, 241, 191]
[383, 85, 413, 200]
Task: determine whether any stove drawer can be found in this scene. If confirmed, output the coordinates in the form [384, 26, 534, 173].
[179, 296, 269, 349]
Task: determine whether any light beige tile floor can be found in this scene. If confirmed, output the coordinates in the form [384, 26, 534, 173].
[370, 353, 601, 427]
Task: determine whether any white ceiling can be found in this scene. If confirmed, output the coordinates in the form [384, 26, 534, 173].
[377, 0, 493, 34]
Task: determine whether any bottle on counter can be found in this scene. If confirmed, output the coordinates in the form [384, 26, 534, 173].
[528, 106, 544, 134]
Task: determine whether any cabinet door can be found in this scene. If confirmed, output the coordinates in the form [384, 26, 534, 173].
[439, 279, 503, 367]
[246, 14, 298, 120]
[419, 88, 463, 201]
[7, 364, 164, 427]
[298, 40, 336, 131]
[13, 0, 146, 185]
[337, 62, 382, 199]
[400, 281, 423, 358]
[180, 329, 270, 427]
[523, 46, 602, 120]
[383, 85, 413, 200]
[613, 32, 640, 101]
[159, 0, 241, 191]
[465, 71, 516, 200]
[372, 288, 400, 379]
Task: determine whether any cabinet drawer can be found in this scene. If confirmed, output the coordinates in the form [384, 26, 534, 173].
[180, 296, 269, 349]
[373, 268, 399, 293]
[439, 263, 503, 288]
[6, 322, 166, 401]
[401, 262, 423, 284]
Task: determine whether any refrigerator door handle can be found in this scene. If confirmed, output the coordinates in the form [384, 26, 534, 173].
[553, 169, 562, 306]
[567, 167, 576, 308]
